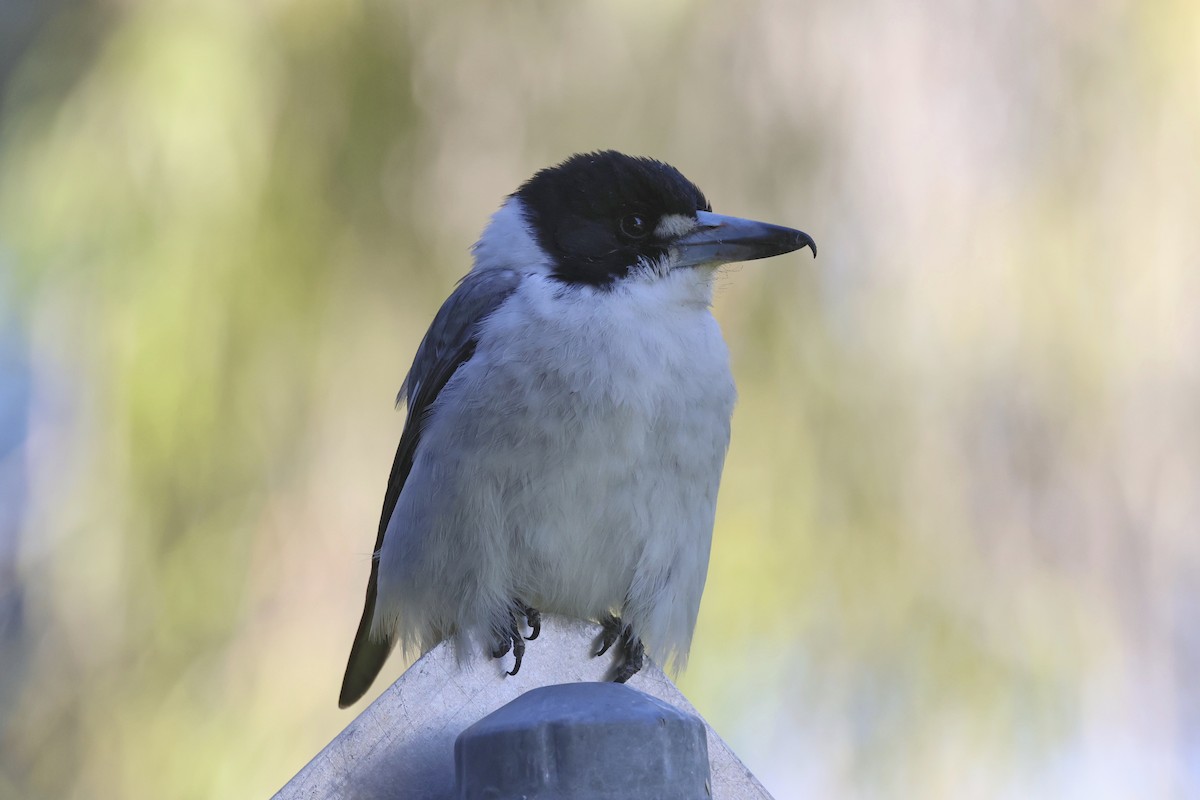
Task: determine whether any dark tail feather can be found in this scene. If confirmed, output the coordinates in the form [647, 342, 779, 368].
[338, 581, 393, 708]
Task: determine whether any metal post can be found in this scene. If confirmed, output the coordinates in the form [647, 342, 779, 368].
[455, 682, 710, 800]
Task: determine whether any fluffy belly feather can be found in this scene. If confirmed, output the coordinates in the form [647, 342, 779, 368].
[376, 271, 736, 667]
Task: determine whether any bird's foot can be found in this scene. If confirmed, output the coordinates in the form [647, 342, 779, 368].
[595, 614, 645, 683]
[595, 613, 623, 657]
[492, 599, 542, 676]
[520, 601, 542, 641]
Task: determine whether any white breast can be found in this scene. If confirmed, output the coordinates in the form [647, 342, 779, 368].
[376, 267, 736, 671]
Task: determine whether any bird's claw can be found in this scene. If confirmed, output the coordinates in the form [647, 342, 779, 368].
[493, 599, 541, 676]
[520, 602, 542, 641]
[612, 635, 645, 684]
[594, 614, 645, 682]
[595, 613, 622, 657]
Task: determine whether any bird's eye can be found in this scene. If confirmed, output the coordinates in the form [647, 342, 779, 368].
[619, 214, 651, 239]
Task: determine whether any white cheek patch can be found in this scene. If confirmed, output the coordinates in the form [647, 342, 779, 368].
[654, 213, 697, 239]
[472, 197, 554, 275]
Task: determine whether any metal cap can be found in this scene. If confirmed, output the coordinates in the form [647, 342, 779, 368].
[455, 681, 711, 799]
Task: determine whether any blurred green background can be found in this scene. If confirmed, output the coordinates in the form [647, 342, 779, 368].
[1, 0, 1198, 797]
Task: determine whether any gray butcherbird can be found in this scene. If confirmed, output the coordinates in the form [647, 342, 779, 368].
[339, 151, 815, 707]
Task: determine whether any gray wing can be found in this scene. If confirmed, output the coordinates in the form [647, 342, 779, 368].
[339, 267, 524, 707]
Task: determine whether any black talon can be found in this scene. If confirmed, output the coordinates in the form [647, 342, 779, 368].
[507, 631, 525, 676]
[595, 613, 622, 657]
[594, 614, 645, 682]
[612, 633, 645, 684]
[520, 602, 542, 641]
[493, 600, 541, 676]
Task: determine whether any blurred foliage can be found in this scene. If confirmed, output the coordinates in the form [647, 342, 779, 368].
[1, 0, 1198, 798]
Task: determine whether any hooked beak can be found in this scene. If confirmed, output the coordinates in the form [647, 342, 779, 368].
[671, 210, 817, 269]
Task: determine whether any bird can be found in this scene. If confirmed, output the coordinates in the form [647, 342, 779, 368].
[339, 150, 815, 708]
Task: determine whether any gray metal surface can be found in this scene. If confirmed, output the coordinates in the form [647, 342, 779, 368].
[455, 682, 710, 800]
[274, 615, 773, 800]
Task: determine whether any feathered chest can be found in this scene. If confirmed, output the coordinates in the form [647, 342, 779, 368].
[470, 273, 737, 433]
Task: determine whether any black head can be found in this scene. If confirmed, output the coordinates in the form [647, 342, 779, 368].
[514, 151, 713, 287]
